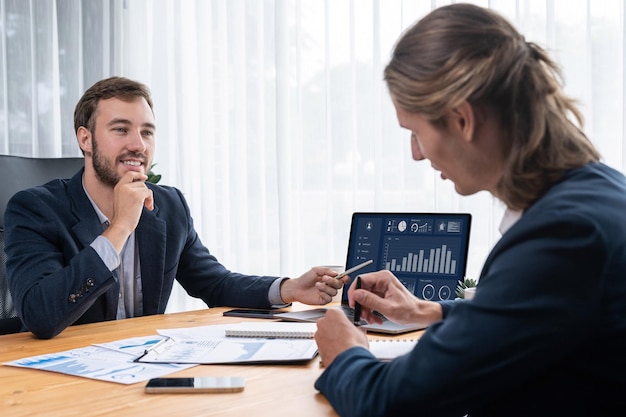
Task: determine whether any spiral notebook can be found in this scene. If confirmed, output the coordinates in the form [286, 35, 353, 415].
[224, 322, 317, 339]
[369, 339, 418, 361]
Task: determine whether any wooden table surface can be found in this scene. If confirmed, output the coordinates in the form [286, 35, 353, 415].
[0, 305, 423, 417]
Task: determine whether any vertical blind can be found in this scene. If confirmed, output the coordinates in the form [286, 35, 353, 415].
[1, 0, 624, 313]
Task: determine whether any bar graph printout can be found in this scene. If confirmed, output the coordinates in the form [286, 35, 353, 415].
[3, 335, 195, 384]
[138, 324, 318, 364]
[135, 337, 317, 364]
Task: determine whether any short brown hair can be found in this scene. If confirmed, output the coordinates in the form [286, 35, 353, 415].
[73, 76, 154, 133]
[384, 4, 600, 210]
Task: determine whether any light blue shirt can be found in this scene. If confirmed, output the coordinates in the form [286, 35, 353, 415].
[83, 180, 142, 320]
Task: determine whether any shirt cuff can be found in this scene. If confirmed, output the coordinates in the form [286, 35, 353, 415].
[90, 235, 121, 271]
[268, 277, 290, 307]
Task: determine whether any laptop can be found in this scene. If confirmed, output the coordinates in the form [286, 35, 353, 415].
[276, 212, 472, 334]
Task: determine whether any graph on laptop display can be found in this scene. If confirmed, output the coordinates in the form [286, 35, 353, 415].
[346, 213, 471, 301]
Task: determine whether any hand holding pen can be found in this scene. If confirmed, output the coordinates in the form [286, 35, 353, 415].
[335, 260, 371, 326]
[334, 259, 373, 281]
[328, 260, 373, 326]
[314, 293, 369, 368]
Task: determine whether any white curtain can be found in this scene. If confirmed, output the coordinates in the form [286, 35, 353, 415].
[0, 0, 114, 156]
[1, 0, 624, 313]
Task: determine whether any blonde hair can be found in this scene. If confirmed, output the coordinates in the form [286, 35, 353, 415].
[384, 4, 600, 210]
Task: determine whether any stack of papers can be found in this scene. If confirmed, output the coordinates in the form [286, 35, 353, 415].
[136, 323, 318, 365]
[2, 323, 318, 384]
[3, 322, 417, 384]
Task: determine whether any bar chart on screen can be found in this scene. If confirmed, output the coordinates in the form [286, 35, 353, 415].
[382, 238, 462, 275]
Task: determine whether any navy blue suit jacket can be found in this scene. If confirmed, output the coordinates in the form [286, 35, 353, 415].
[315, 163, 626, 416]
[5, 169, 278, 339]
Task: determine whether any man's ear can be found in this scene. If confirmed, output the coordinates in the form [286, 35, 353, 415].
[448, 100, 478, 143]
[76, 126, 92, 154]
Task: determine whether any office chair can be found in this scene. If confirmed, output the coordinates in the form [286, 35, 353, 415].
[0, 155, 84, 335]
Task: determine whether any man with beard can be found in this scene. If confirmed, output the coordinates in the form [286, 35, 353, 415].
[4, 76, 345, 339]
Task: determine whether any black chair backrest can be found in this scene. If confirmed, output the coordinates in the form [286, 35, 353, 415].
[0, 155, 84, 334]
[0, 229, 22, 334]
[0, 155, 85, 228]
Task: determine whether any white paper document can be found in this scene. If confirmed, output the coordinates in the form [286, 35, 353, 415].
[4, 335, 195, 385]
[4, 324, 318, 385]
[135, 336, 318, 364]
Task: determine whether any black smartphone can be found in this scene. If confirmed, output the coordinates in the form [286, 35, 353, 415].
[145, 376, 246, 394]
[222, 309, 281, 319]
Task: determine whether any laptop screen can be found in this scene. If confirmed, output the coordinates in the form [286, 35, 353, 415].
[342, 212, 472, 303]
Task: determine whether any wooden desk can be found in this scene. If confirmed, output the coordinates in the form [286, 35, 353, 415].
[0, 306, 423, 417]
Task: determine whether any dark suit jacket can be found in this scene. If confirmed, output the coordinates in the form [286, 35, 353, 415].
[315, 162, 626, 417]
[4, 169, 277, 339]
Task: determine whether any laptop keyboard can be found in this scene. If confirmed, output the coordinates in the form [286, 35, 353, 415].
[339, 305, 355, 320]
[339, 305, 387, 323]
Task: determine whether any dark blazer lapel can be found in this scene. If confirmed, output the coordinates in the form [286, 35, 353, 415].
[67, 170, 105, 246]
[66, 169, 120, 317]
[136, 202, 167, 314]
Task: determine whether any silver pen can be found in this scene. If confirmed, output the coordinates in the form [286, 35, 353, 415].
[134, 337, 172, 362]
[335, 259, 374, 280]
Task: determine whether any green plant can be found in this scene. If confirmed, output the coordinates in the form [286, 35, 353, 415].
[146, 163, 161, 184]
[456, 277, 477, 299]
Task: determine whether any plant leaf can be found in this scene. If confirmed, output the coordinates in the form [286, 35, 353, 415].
[146, 163, 161, 184]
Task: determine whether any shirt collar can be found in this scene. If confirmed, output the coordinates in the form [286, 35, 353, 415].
[499, 207, 522, 235]
[81, 174, 109, 226]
